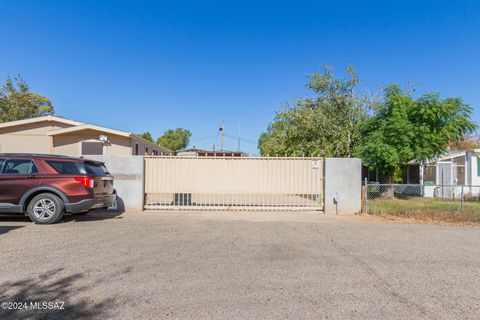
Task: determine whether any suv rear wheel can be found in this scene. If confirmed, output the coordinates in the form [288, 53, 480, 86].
[27, 193, 65, 224]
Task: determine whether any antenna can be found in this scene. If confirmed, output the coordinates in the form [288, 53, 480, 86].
[219, 119, 224, 152]
[237, 122, 241, 152]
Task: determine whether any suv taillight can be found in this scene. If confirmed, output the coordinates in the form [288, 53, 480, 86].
[74, 176, 95, 189]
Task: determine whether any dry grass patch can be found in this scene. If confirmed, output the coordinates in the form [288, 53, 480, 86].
[368, 198, 480, 225]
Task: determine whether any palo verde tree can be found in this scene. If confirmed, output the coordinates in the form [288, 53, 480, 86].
[0, 76, 54, 122]
[355, 85, 477, 184]
[258, 65, 374, 157]
[156, 128, 191, 152]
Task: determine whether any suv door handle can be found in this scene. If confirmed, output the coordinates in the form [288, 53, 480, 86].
[27, 175, 39, 179]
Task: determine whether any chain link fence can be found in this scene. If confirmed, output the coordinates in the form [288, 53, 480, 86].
[365, 183, 480, 223]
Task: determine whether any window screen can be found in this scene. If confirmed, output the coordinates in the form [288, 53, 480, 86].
[1, 159, 38, 174]
[46, 161, 86, 174]
[424, 165, 436, 185]
[477, 156, 480, 177]
[82, 142, 103, 155]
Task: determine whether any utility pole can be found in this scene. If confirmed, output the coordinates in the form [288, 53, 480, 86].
[237, 122, 241, 152]
[219, 119, 224, 152]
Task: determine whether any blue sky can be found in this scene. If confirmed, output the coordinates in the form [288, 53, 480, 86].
[1, 1, 479, 154]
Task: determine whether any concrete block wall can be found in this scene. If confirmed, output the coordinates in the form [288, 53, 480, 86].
[324, 158, 362, 215]
[85, 155, 144, 211]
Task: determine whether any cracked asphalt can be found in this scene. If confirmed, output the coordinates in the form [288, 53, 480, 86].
[0, 211, 479, 319]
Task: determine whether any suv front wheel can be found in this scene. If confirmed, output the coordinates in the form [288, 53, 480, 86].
[27, 193, 65, 224]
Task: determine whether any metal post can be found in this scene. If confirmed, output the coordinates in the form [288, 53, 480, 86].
[364, 178, 369, 215]
[461, 185, 464, 213]
[220, 119, 224, 152]
[420, 163, 424, 196]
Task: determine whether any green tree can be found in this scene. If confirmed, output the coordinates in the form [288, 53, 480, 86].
[137, 131, 154, 142]
[258, 65, 373, 157]
[257, 132, 273, 156]
[355, 85, 477, 184]
[156, 128, 191, 152]
[0, 76, 54, 122]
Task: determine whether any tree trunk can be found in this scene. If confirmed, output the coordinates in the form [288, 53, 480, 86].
[380, 175, 395, 199]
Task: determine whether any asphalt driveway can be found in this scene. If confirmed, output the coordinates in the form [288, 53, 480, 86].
[0, 211, 479, 320]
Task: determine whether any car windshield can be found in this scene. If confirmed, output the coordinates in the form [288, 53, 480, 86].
[85, 161, 110, 175]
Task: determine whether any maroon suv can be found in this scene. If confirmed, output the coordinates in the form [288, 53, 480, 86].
[0, 154, 116, 224]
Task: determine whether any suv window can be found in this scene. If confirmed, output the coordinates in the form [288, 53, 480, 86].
[85, 162, 109, 175]
[1, 159, 38, 174]
[0, 159, 4, 172]
[46, 160, 87, 175]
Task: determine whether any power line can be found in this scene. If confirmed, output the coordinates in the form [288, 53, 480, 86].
[189, 136, 217, 142]
[224, 133, 257, 145]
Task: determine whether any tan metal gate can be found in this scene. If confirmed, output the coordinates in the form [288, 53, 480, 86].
[144, 156, 324, 211]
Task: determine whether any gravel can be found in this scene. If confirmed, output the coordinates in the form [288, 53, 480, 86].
[0, 211, 479, 320]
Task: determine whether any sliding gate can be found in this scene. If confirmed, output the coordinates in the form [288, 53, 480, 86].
[144, 156, 324, 211]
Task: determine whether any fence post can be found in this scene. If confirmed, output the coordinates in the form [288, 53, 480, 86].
[361, 186, 365, 214]
[461, 185, 464, 213]
[364, 178, 368, 215]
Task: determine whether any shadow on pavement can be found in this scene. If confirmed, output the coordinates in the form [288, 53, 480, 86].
[0, 268, 114, 320]
[63, 209, 124, 222]
[0, 225, 24, 235]
[0, 197, 125, 224]
[0, 215, 30, 223]
[63, 196, 125, 222]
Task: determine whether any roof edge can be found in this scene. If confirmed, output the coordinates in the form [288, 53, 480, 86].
[0, 115, 83, 129]
[46, 124, 131, 138]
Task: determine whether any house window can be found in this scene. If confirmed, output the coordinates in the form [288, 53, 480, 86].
[135, 143, 139, 155]
[82, 142, 103, 155]
[145, 147, 149, 155]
